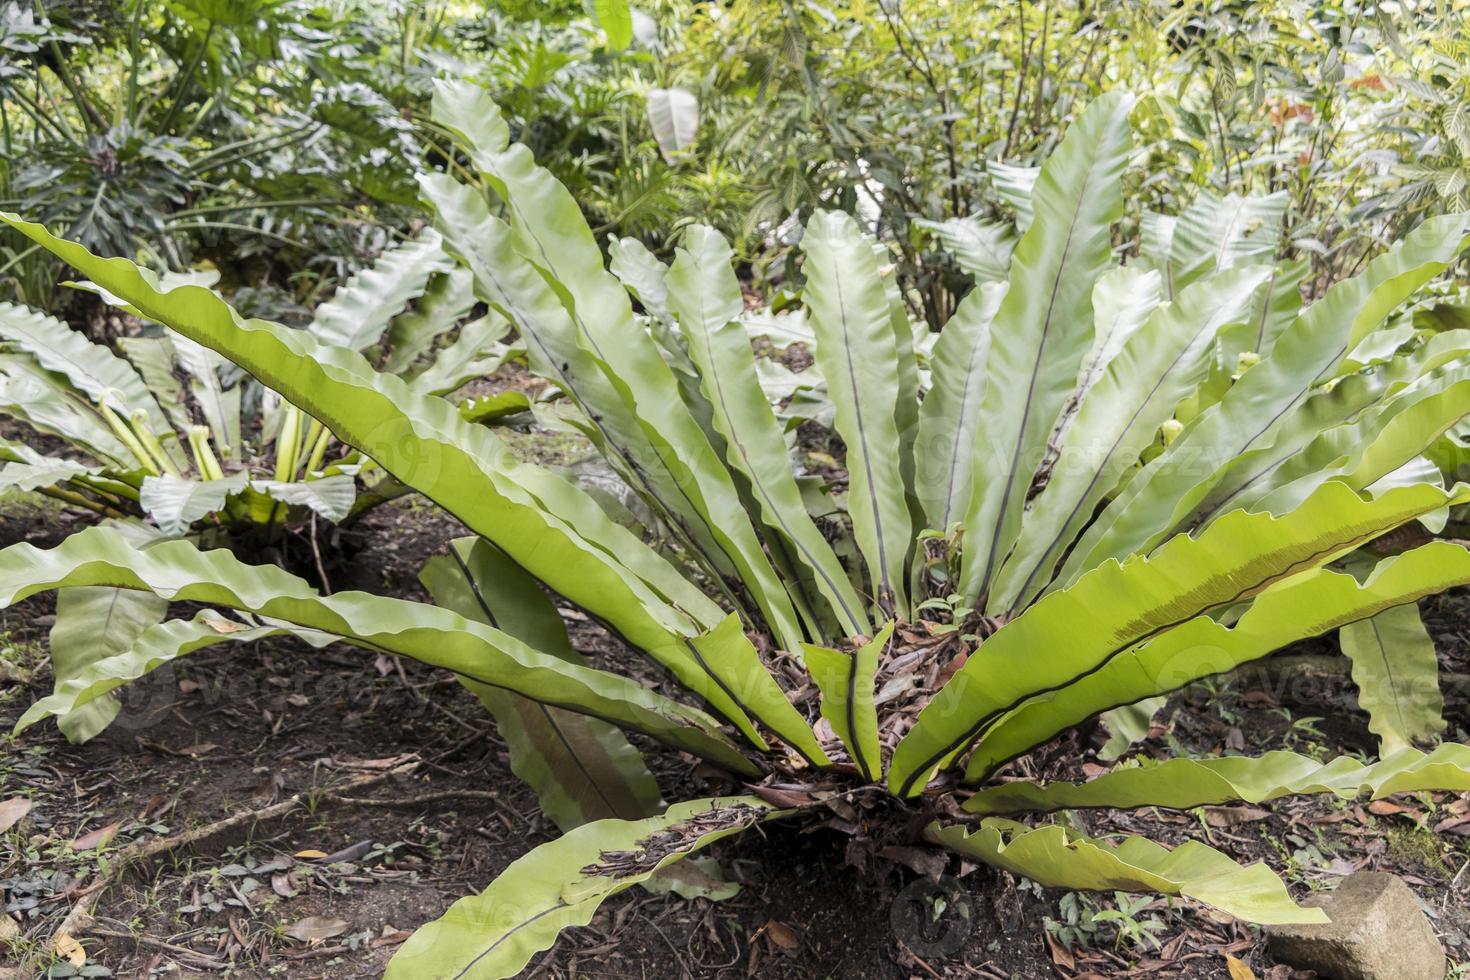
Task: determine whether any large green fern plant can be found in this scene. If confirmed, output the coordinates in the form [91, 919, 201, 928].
[7, 83, 1470, 977]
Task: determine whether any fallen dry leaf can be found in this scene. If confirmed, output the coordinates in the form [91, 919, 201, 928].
[330, 753, 416, 771]
[877, 845, 948, 881]
[284, 916, 350, 943]
[320, 840, 373, 864]
[1045, 930, 1076, 969]
[1204, 806, 1272, 828]
[136, 737, 219, 758]
[748, 784, 817, 809]
[71, 822, 120, 851]
[371, 924, 413, 949]
[137, 795, 168, 821]
[763, 919, 800, 951]
[202, 617, 246, 634]
[271, 872, 299, 898]
[0, 915, 17, 940]
[1367, 799, 1416, 817]
[54, 932, 85, 967]
[1225, 953, 1257, 980]
[293, 849, 328, 859]
[0, 797, 31, 833]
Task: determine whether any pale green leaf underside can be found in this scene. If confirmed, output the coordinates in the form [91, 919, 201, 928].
[310, 231, 453, 352]
[926, 819, 1324, 925]
[420, 539, 664, 832]
[1340, 603, 1446, 754]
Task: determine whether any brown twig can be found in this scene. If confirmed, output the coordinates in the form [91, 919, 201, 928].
[324, 788, 503, 808]
[88, 927, 228, 969]
[308, 512, 332, 594]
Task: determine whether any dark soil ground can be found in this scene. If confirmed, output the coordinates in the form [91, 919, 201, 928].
[1, 482, 1468, 979]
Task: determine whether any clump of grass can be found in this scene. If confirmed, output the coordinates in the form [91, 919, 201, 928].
[1387, 823, 1452, 875]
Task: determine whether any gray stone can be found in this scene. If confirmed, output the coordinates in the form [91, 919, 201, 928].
[1268, 871, 1445, 980]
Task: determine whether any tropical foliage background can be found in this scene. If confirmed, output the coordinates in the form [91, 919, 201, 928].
[5, 1, 1470, 978]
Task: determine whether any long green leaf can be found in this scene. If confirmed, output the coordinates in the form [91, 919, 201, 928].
[1183, 329, 1470, 526]
[22, 611, 337, 734]
[802, 622, 890, 780]
[686, 613, 829, 768]
[889, 480, 1469, 796]
[139, 472, 248, 534]
[988, 162, 1039, 230]
[447, 87, 802, 650]
[989, 265, 1268, 613]
[419, 174, 711, 548]
[926, 820, 1323, 925]
[251, 475, 357, 523]
[382, 266, 478, 373]
[914, 281, 1005, 531]
[4, 527, 755, 774]
[801, 209, 914, 618]
[1247, 259, 1309, 355]
[0, 301, 177, 459]
[171, 335, 241, 459]
[421, 538, 664, 831]
[1056, 266, 1164, 434]
[0, 455, 96, 494]
[966, 540, 1470, 780]
[914, 216, 1015, 283]
[592, 0, 632, 49]
[1340, 603, 1445, 754]
[386, 797, 775, 980]
[0, 354, 132, 464]
[963, 744, 1470, 815]
[1167, 190, 1287, 291]
[959, 92, 1135, 603]
[424, 94, 758, 618]
[1063, 213, 1470, 583]
[1249, 366, 1470, 514]
[118, 336, 193, 435]
[49, 581, 167, 742]
[669, 225, 868, 638]
[409, 312, 513, 396]
[311, 231, 453, 352]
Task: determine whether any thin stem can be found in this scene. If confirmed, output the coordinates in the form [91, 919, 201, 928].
[39, 485, 123, 518]
[129, 410, 181, 477]
[99, 401, 159, 475]
[169, 199, 356, 220]
[157, 22, 215, 135]
[162, 221, 308, 248]
[46, 42, 107, 134]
